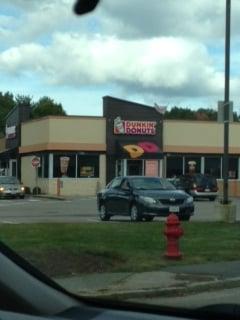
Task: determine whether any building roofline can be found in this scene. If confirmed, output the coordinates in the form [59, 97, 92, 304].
[164, 119, 240, 125]
[22, 115, 105, 125]
[103, 95, 155, 110]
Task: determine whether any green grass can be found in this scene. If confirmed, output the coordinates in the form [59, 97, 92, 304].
[0, 222, 240, 277]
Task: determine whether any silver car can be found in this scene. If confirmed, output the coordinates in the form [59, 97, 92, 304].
[0, 176, 25, 199]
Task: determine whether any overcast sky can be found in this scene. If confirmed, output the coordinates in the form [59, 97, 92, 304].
[0, 0, 240, 116]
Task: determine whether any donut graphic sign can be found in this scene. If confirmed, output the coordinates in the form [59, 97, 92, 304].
[114, 117, 156, 135]
[122, 142, 160, 159]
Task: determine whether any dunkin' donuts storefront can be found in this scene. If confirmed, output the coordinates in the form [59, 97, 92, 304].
[15, 95, 240, 197]
[103, 96, 164, 183]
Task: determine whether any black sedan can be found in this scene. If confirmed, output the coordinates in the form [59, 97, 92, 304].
[97, 176, 194, 222]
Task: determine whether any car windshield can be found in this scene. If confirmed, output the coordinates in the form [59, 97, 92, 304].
[0, 0, 240, 317]
[195, 175, 217, 186]
[131, 177, 176, 190]
[0, 177, 18, 184]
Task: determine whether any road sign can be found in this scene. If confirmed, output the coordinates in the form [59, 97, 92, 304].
[218, 101, 233, 123]
[31, 156, 40, 168]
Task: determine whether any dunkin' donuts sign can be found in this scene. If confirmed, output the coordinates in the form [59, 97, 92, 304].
[114, 117, 156, 135]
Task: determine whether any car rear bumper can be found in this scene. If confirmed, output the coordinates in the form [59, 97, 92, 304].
[189, 191, 218, 198]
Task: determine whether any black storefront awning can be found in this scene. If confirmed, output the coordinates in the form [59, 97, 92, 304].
[0, 148, 18, 160]
[115, 141, 163, 159]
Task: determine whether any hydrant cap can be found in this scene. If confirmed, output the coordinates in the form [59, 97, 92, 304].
[166, 213, 180, 225]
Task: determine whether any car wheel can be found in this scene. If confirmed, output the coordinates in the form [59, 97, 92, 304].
[209, 197, 216, 201]
[144, 216, 154, 222]
[19, 195, 25, 199]
[130, 204, 142, 222]
[99, 203, 110, 221]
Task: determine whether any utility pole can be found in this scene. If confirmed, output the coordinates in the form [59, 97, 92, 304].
[223, 0, 231, 204]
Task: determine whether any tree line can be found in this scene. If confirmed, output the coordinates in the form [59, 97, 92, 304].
[0, 92, 66, 137]
[164, 106, 240, 121]
[1, 91, 239, 137]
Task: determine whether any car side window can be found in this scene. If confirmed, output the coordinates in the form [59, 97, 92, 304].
[120, 179, 130, 190]
[110, 177, 122, 189]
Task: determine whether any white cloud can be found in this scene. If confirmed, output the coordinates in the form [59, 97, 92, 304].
[0, 32, 233, 99]
[0, 0, 240, 112]
[0, 0, 77, 44]
[99, 0, 240, 41]
[2, 1, 239, 45]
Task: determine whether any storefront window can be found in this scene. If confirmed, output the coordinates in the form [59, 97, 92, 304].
[53, 154, 76, 178]
[166, 156, 183, 178]
[185, 156, 201, 175]
[116, 160, 124, 177]
[38, 154, 49, 178]
[127, 160, 143, 176]
[205, 157, 221, 178]
[38, 157, 42, 178]
[228, 157, 238, 179]
[145, 160, 159, 177]
[0, 161, 9, 176]
[78, 154, 99, 178]
[43, 154, 49, 178]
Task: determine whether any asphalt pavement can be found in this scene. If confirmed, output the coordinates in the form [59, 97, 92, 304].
[0, 195, 239, 223]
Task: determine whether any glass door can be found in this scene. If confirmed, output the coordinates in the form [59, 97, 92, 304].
[9, 159, 17, 177]
[115, 159, 124, 177]
[127, 160, 143, 176]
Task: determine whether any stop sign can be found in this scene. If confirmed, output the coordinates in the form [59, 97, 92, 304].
[32, 156, 40, 168]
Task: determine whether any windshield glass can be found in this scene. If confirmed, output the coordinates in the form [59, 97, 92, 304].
[0, 0, 239, 317]
[131, 177, 176, 190]
[0, 177, 18, 184]
[195, 175, 217, 186]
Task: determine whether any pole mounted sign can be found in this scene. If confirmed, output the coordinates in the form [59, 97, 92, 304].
[31, 156, 41, 168]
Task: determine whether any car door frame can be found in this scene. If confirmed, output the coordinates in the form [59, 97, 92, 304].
[116, 178, 133, 215]
[104, 177, 123, 214]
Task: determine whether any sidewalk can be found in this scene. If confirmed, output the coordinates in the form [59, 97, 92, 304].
[33, 194, 96, 201]
[54, 261, 240, 300]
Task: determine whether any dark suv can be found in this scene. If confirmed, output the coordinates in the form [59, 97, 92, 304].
[97, 176, 194, 222]
[172, 174, 218, 201]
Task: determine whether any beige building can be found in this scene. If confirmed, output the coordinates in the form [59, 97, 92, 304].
[1, 96, 240, 197]
[20, 116, 107, 196]
[163, 120, 240, 197]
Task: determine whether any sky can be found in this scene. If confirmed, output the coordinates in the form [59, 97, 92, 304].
[0, 0, 240, 116]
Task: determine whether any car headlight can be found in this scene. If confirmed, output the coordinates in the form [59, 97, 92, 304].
[21, 186, 25, 191]
[186, 196, 194, 203]
[0, 187, 4, 192]
[139, 196, 157, 205]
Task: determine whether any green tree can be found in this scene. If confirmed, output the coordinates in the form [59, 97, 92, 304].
[0, 92, 15, 136]
[164, 107, 195, 120]
[233, 112, 239, 122]
[164, 106, 240, 122]
[195, 108, 217, 121]
[31, 97, 67, 119]
[15, 94, 33, 108]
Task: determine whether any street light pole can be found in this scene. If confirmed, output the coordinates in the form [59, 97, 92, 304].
[223, 0, 231, 204]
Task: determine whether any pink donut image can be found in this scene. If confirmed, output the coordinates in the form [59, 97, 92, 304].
[137, 141, 159, 153]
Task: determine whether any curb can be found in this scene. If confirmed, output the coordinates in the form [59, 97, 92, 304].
[75, 278, 240, 301]
[33, 195, 66, 201]
[32, 195, 97, 201]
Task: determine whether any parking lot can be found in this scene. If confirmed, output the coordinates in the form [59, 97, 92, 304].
[0, 196, 239, 224]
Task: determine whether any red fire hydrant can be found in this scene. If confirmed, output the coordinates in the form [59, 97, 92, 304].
[164, 213, 184, 259]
